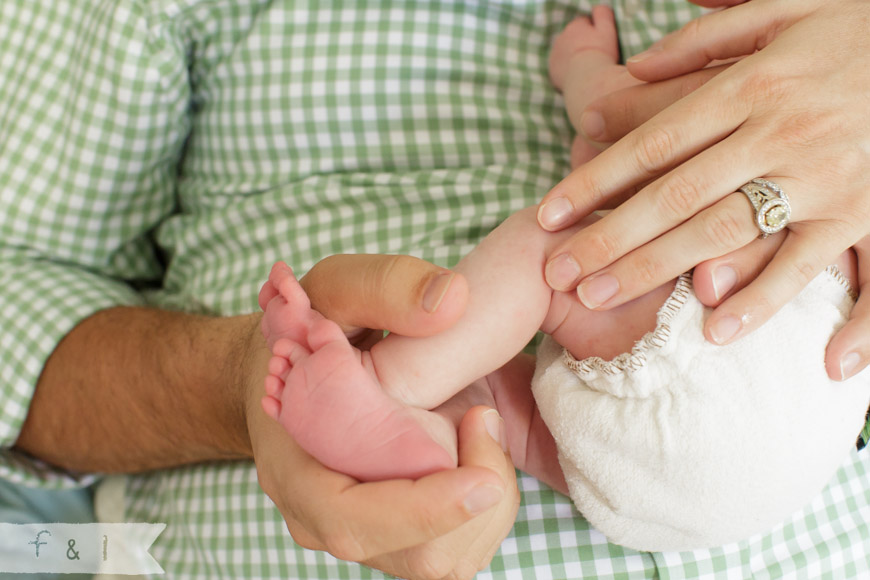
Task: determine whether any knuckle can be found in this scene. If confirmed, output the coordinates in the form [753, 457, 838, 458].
[657, 173, 704, 220]
[677, 17, 717, 59]
[406, 547, 455, 580]
[285, 523, 320, 552]
[771, 109, 840, 148]
[292, 536, 321, 552]
[701, 210, 752, 251]
[255, 471, 277, 501]
[633, 126, 678, 177]
[740, 67, 792, 107]
[680, 16, 703, 43]
[748, 291, 777, 318]
[571, 171, 609, 208]
[586, 229, 623, 265]
[446, 559, 480, 580]
[820, 217, 862, 247]
[631, 254, 666, 287]
[411, 504, 444, 542]
[367, 254, 424, 307]
[830, 147, 870, 188]
[321, 525, 368, 563]
[784, 259, 820, 290]
[374, 254, 409, 286]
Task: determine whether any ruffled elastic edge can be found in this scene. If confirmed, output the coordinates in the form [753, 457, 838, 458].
[561, 266, 855, 378]
[562, 272, 693, 376]
[825, 264, 857, 300]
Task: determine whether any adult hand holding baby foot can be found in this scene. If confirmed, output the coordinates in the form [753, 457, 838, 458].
[539, 0, 870, 380]
[246, 253, 518, 580]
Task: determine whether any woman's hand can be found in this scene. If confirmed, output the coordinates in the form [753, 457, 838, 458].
[560, 0, 870, 380]
[246, 254, 520, 579]
[537, 0, 870, 363]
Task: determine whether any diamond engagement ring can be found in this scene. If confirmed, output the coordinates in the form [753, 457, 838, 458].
[738, 178, 791, 238]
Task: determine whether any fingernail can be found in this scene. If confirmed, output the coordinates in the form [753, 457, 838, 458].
[463, 483, 503, 515]
[840, 352, 862, 380]
[710, 315, 741, 345]
[422, 272, 454, 313]
[580, 110, 605, 140]
[626, 41, 663, 64]
[483, 409, 508, 452]
[577, 274, 619, 309]
[711, 266, 737, 302]
[545, 254, 582, 291]
[538, 197, 575, 231]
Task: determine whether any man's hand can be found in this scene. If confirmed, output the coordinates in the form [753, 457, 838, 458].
[248, 254, 520, 579]
[300, 254, 469, 341]
[19, 251, 516, 578]
[249, 402, 517, 580]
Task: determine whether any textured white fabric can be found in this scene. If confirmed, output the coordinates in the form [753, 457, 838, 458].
[533, 269, 870, 552]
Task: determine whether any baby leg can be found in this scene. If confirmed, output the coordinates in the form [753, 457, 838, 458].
[258, 209, 582, 482]
[259, 212, 686, 483]
[259, 262, 456, 481]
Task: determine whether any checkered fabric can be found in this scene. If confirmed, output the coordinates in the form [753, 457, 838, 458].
[2, 1, 869, 577]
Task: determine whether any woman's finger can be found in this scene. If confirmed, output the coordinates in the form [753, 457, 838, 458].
[542, 121, 765, 293]
[538, 54, 753, 238]
[569, 191, 764, 309]
[692, 234, 785, 307]
[703, 227, 849, 345]
[626, 0, 815, 81]
[826, 238, 870, 381]
[544, 1, 870, 299]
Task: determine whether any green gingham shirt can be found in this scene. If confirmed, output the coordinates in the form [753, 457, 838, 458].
[2, 1, 869, 577]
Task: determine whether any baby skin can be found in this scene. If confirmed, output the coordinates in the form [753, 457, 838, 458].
[256, 11, 635, 481]
[259, 208, 675, 481]
[257, 9, 859, 483]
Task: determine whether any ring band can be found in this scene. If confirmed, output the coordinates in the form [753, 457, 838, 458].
[738, 178, 791, 238]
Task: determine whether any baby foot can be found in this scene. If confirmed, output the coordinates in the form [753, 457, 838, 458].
[258, 262, 321, 349]
[549, 5, 620, 92]
[259, 262, 458, 481]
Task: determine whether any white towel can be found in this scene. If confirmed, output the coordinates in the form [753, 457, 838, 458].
[533, 269, 870, 551]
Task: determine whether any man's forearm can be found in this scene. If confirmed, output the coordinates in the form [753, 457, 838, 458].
[14, 307, 264, 473]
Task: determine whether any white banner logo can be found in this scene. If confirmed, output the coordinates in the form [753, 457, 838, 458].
[0, 523, 165, 574]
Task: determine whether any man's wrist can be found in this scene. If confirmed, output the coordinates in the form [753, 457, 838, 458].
[15, 307, 267, 472]
[226, 312, 269, 459]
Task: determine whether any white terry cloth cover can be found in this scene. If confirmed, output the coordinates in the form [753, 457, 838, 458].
[533, 268, 870, 552]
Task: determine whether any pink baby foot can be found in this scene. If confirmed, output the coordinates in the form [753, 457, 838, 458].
[259, 262, 457, 481]
[258, 262, 321, 349]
